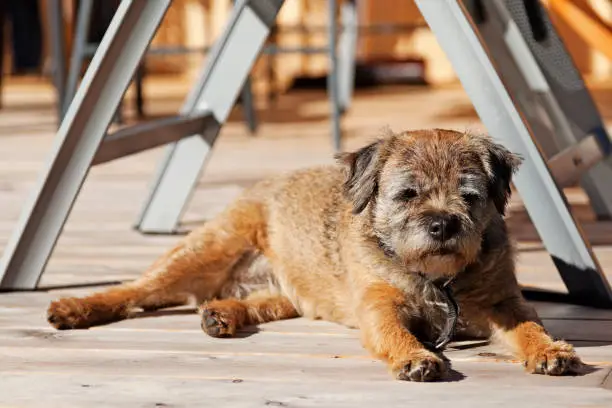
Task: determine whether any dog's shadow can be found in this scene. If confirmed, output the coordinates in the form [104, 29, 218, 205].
[129, 307, 262, 339]
[442, 369, 467, 382]
[571, 364, 600, 376]
[439, 363, 598, 383]
[131, 308, 197, 319]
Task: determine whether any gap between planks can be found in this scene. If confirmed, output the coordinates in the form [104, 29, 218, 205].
[2, 345, 611, 366]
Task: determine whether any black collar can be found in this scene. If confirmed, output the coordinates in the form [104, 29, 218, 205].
[376, 236, 460, 351]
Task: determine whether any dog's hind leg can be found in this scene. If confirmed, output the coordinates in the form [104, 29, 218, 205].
[46, 198, 268, 330]
[200, 290, 299, 338]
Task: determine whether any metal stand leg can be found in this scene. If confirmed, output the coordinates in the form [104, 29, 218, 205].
[240, 77, 258, 133]
[467, 0, 612, 220]
[337, 0, 358, 114]
[414, 0, 612, 307]
[66, 0, 125, 125]
[134, 62, 145, 118]
[327, 0, 342, 152]
[231, 0, 258, 135]
[47, 0, 67, 121]
[135, 0, 285, 234]
[0, 0, 172, 290]
[64, 0, 93, 115]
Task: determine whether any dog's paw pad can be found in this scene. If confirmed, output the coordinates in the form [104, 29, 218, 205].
[396, 355, 448, 382]
[200, 308, 236, 338]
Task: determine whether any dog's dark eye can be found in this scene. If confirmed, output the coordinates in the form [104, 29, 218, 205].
[397, 188, 418, 201]
[462, 192, 480, 206]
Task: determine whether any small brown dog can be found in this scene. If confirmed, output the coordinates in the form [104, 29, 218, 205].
[47, 128, 582, 381]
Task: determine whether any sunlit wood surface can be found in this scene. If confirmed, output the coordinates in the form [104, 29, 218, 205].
[1, 76, 611, 407]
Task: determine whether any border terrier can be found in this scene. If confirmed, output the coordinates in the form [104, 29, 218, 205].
[47, 128, 583, 382]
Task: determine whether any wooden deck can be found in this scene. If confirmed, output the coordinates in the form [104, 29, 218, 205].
[1, 76, 612, 407]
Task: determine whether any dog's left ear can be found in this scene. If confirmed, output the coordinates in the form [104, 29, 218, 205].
[479, 137, 523, 215]
[335, 140, 383, 214]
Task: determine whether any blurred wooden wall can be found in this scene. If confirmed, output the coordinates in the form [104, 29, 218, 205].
[173, 0, 454, 89]
[545, 0, 612, 83]
[24, 0, 612, 91]
[150, 0, 612, 86]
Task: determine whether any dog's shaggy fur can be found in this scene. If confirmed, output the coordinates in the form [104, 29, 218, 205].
[47, 128, 582, 381]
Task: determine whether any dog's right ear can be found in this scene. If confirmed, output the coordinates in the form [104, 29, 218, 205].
[479, 137, 523, 216]
[334, 140, 382, 214]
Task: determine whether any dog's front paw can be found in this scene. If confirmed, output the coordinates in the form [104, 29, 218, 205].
[394, 352, 449, 382]
[200, 307, 237, 338]
[525, 341, 583, 376]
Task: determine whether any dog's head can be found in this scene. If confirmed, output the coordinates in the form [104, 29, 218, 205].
[336, 128, 522, 278]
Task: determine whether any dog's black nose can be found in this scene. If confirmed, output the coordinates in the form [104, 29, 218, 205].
[428, 215, 460, 241]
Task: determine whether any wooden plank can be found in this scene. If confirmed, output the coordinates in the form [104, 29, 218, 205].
[1, 346, 609, 386]
[1, 363, 611, 408]
[0, 315, 357, 336]
[1, 316, 611, 366]
[0, 325, 370, 358]
[3, 296, 611, 329]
